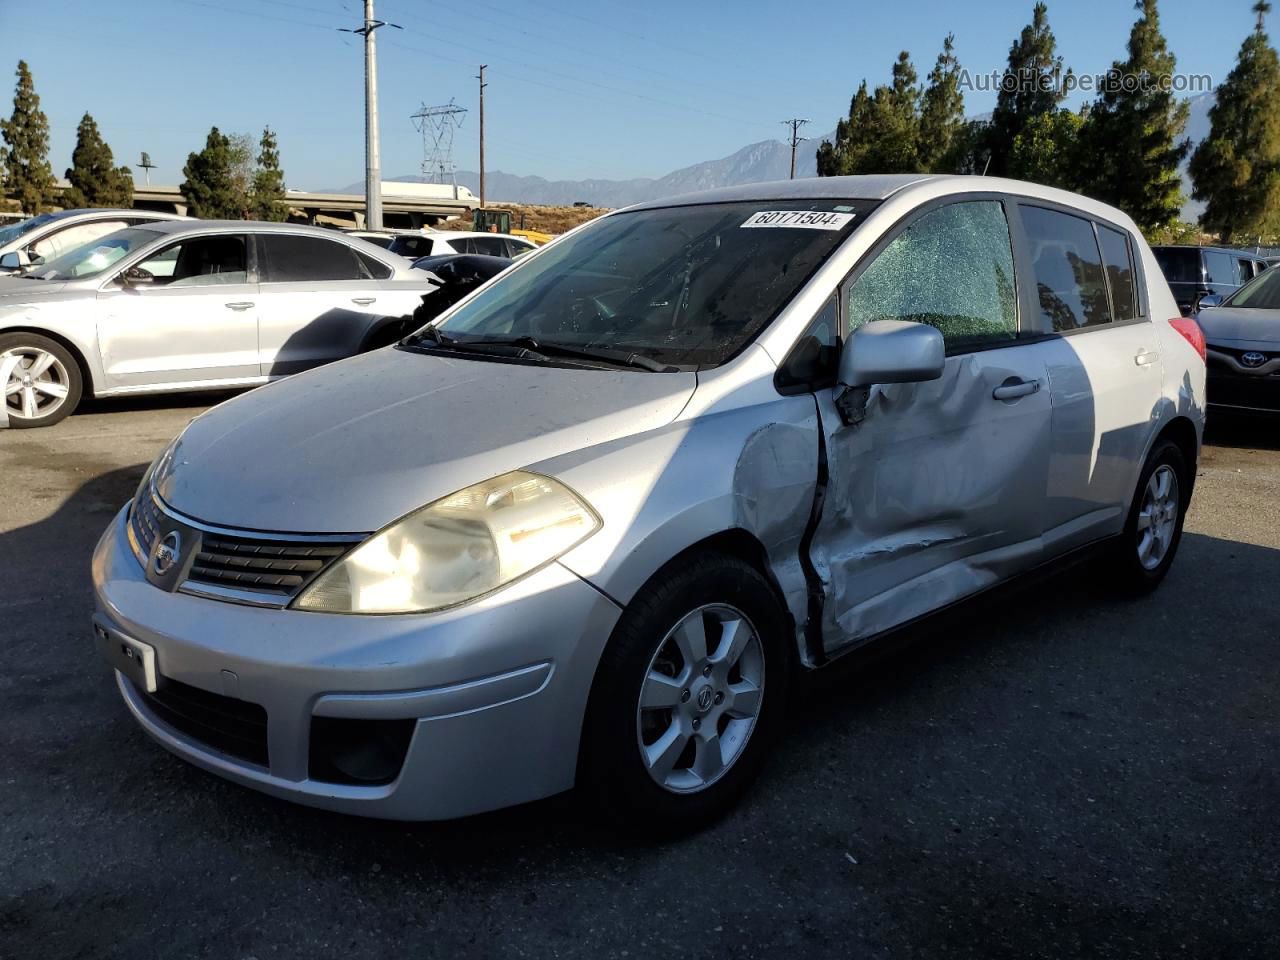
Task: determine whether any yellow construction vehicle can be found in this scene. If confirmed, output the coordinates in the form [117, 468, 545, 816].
[472, 208, 554, 245]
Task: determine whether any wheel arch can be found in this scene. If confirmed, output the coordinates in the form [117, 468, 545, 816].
[0, 325, 97, 395]
[1149, 414, 1200, 498]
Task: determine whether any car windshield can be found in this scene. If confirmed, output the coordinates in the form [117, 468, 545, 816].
[0, 212, 60, 247]
[1226, 265, 1280, 309]
[417, 199, 878, 368]
[28, 226, 163, 281]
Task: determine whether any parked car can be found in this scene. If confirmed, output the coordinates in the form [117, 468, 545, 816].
[1197, 264, 1280, 414]
[0, 221, 427, 427]
[406, 230, 536, 259]
[364, 254, 513, 349]
[92, 175, 1205, 829]
[0, 208, 184, 274]
[1151, 244, 1269, 313]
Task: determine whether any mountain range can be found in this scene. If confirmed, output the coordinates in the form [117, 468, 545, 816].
[339, 92, 1215, 217]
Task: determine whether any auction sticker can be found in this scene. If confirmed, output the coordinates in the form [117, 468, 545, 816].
[740, 210, 855, 230]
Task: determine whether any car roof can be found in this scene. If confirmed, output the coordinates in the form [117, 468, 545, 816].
[433, 231, 531, 242]
[621, 174, 1144, 230]
[1151, 244, 1264, 257]
[144, 219, 372, 237]
[38, 208, 180, 221]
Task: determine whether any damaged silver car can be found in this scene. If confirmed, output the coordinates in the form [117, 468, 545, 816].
[92, 175, 1207, 828]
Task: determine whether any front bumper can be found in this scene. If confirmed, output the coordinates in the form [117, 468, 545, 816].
[1205, 364, 1280, 414]
[92, 505, 622, 820]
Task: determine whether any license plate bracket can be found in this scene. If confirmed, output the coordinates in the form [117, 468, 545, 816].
[96, 623, 160, 693]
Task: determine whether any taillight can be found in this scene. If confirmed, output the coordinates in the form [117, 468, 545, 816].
[1168, 317, 1206, 363]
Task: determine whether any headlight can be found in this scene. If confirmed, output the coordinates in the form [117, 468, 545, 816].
[293, 471, 601, 614]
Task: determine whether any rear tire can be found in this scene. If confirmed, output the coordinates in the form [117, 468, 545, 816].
[578, 552, 791, 835]
[1108, 439, 1189, 594]
[0, 333, 82, 429]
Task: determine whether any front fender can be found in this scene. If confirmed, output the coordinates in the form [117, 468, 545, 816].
[538, 395, 820, 658]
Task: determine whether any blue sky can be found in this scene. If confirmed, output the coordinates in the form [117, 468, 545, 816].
[0, 0, 1262, 191]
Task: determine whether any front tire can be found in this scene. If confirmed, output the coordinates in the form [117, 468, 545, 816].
[578, 552, 791, 833]
[1, 333, 82, 428]
[1109, 439, 1190, 594]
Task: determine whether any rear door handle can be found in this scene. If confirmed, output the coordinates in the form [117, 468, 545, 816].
[993, 378, 1040, 401]
[1135, 350, 1159, 366]
[225, 302, 254, 311]
[351, 297, 376, 306]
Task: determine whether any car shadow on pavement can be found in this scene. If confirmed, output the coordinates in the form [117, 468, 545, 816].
[7, 465, 1280, 894]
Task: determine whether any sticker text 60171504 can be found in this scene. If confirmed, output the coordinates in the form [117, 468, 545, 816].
[740, 210, 856, 231]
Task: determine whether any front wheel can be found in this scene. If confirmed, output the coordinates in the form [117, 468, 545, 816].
[1, 333, 83, 428]
[1108, 439, 1190, 594]
[578, 552, 791, 833]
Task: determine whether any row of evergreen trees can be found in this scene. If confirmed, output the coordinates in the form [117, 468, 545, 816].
[818, 0, 1280, 244]
[0, 60, 289, 221]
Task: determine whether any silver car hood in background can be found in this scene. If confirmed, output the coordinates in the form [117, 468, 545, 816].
[0, 279, 74, 302]
[1197, 307, 1280, 345]
[155, 346, 697, 533]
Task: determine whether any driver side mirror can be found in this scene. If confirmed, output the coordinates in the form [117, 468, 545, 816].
[0, 252, 21, 271]
[837, 319, 945, 389]
[1194, 293, 1224, 313]
[117, 266, 155, 288]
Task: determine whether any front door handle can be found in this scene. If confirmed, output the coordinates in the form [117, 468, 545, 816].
[225, 302, 255, 311]
[993, 378, 1040, 401]
[351, 297, 376, 306]
[1135, 350, 1159, 366]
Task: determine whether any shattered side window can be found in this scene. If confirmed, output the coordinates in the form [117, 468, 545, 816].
[844, 201, 1018, 352]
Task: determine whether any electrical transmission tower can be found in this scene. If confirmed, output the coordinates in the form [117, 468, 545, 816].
[411, 99, 468, 191]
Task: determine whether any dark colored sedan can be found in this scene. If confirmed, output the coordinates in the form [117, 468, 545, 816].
[1197, 266, 1280, 414]
[361, 254, 513, 351]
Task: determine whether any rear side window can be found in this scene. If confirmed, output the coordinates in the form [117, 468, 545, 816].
[844, 200, 1018, 351]
[1203, 251, 1235, 286]
[387, 235, 434, 258]
[259, 234, 363, 282]
[1098, 226, 1139, 322]
[357, 251, 393, 279]
[470, 236, 509, 257]
[1021, 206, 1110, 332]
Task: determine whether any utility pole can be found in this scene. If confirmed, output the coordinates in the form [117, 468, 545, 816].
[476, 64, 488, 209]
[782, 118, 810, 180]
[341, 3, 400, 230]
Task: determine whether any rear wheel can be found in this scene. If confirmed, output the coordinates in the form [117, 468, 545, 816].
[1, 333, 82, 428]
[578, 552, 790, 833]
[1109, 439, 1189, 594]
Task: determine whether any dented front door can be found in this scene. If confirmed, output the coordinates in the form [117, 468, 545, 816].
[810, 348, 1052, 654]
[805, 197, 1052, 656]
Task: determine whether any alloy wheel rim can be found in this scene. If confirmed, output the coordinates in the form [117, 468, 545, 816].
[3, 347, 70, 420]
[1137, 464, 1180, 571]
[636, 603, 765, 794]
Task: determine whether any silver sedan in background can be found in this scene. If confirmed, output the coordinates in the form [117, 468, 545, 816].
[0, 221, 428, 427]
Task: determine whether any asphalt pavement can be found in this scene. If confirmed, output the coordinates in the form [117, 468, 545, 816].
[2, 394, 1278, 959]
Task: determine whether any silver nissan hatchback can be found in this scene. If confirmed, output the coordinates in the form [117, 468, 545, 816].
[93, 175, 1207, 828]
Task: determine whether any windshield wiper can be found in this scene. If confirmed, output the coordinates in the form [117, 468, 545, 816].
[500, 337, 679, 372]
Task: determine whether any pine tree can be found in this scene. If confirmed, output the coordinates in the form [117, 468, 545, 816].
[180, 127, 241, 219]
[986, 3, 1069, 177]
[1078, 0, 1189, 230]
[863, 51, 921, 173]
[1189, 1, 1280, 241]
[63, 112, 134, 209]
[0, 61, 55, 214]
[918, 35, 966, 172]
[251, 126, 288, 221]
[817, 81, 875, 176]
[1008, 108, 1085, 188]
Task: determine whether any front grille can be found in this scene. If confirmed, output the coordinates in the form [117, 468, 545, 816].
[1210, 345, 1279, 370]
[130, 493, 163, 556]
[141, 678, 269, 766]
[188, 534, 350, 599]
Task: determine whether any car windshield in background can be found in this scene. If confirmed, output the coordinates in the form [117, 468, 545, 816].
[29, 226, 163, 281]
[418, 199, 879, 368]
[1226, 266, 1280, 309]
[0, 212, 59, 247]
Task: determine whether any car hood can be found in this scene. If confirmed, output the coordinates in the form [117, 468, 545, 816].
[155, 346, 698, 533]
[0, 278, 74, 303]
[1197, 307, 1280, 346]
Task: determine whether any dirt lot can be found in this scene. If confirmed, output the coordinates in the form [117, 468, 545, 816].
[2, 398, 1279, 959]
